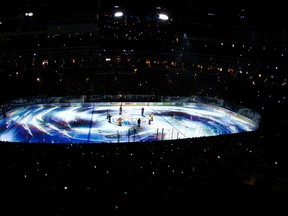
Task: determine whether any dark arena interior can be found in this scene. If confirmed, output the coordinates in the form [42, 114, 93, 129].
[0, 0, 288, 214]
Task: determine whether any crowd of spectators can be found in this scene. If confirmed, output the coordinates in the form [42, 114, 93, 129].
[0, 0, 288, 215]
[0, 66, 287, 214]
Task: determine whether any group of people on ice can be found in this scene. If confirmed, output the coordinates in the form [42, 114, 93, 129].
[106, 105, 154, 127]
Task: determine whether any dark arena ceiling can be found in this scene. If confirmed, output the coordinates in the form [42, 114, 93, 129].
[1, 0, 288, 30]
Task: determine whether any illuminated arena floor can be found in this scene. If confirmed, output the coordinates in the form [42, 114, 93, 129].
[0, 102, 257, 144]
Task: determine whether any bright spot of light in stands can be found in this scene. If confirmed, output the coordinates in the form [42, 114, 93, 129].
[114, 11, 123, 17]
[159, 13, 169, 20]
[25, 12, 33, 17]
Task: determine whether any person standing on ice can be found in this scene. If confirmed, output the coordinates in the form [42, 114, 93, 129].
[149, 112, 154, 121]
[119, 105, 122, 115]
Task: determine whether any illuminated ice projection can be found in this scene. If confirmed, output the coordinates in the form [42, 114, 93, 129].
[0, 103, 258, 144]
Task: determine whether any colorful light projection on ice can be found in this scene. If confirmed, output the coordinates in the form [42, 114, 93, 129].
[0, 103, 258, 144]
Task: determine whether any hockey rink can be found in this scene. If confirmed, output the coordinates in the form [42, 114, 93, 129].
[0, 102, 258, 144]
